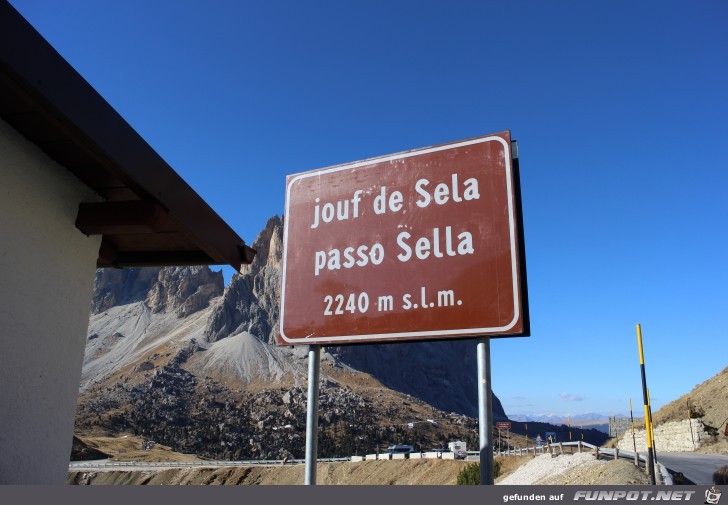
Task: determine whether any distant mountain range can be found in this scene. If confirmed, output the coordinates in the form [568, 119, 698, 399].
[509, 413, 631, 424]
[507, 413, 636, 435]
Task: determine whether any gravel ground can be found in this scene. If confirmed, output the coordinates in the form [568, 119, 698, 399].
[497, 453, 650, 485]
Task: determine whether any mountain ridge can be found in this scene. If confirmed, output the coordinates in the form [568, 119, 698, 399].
[75, 215, 510, 459]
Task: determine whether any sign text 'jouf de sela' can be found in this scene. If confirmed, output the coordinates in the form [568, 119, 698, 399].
[279, 131, 528, 345]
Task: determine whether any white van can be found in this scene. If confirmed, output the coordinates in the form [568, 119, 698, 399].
[386, 444, 415, 454]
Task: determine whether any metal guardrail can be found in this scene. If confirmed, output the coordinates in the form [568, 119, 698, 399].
[71, 445, 673, 485]
[69, 457, 350, 471]
[495, 440, 597, 456]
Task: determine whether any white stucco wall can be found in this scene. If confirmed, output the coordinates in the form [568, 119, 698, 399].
[0, 118, 102, 484]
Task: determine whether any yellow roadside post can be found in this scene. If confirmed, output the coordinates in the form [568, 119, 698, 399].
[647, 388, 659, 479]
[629, 398, 638, 466]
[687, 399, 695, 447]
[637, 324, 656, 485]
[568, 415, 572, 441]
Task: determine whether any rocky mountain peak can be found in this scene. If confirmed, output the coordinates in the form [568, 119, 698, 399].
[86, 215, 506, 418]
[241, 215, 283, 278]
[146, 266, 224, 317]
[91, 265, 223, 318]
[91, 267, 162, 314]
[204, 216, 283, 344]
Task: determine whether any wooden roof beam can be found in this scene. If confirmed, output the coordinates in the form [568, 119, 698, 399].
[75, 201, 169, 235]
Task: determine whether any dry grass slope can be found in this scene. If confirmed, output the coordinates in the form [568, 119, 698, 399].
[69, 459, 472, 485]
[651, 366, 728, 433]
[74, 434, 204, 462]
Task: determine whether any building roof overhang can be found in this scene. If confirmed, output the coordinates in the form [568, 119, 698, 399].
[0, 1, 255, 271]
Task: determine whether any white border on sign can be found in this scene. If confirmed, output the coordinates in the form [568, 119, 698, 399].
[280, 135, 520, 344]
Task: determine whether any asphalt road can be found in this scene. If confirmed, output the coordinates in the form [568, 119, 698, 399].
[655, 452, 728, 485]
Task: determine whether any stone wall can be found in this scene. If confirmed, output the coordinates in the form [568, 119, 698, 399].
[617, 419, 708, 452]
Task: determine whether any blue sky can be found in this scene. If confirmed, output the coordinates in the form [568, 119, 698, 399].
[9, 0, 727, 417]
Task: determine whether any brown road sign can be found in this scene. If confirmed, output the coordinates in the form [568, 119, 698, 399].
[279, 131, 528, 346]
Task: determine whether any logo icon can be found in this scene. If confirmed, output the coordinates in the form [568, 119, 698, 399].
[705, 486, 722, 505]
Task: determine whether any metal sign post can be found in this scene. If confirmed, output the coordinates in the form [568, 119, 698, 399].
[477, 337, 494, 485]
[304, 345, 321, 485]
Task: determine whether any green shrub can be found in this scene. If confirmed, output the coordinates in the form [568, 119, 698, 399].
[457, 463, 480, 485]
[456, 460, 501, 485]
